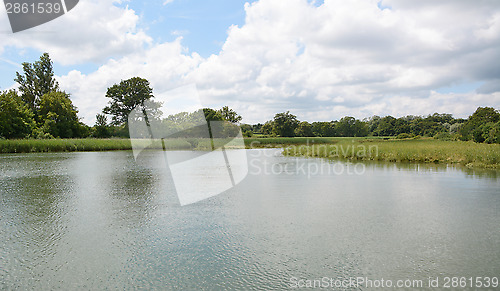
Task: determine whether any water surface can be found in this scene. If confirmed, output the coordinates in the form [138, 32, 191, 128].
[0, 150, 499, 290]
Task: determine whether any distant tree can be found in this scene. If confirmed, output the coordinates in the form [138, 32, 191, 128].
[0, 90, 35, 138]
[218, 106, 242, 123]
[103, 77, 158, 125]
[336, 116, 368, 137]
[93, 114, 110, 138]
[295, 121, 314, 137]
[38, 91, 80, 138]
[240, 124, 253, 137]
[261, 121, 274, 135]
[14, 53, 59, 113]
[202, 108, 224, 121]
[374, 116, 397, 136]
[311, 121, 336, 137]
[460, 107, 500, 141]
[273, 111, 299, 137]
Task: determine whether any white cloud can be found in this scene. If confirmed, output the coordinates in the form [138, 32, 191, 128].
[57, 39, 203, 124]
[0, 0, 152, 65]
[50, 0, 500, 124]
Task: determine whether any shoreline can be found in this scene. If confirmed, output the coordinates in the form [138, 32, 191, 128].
[1, 137, 499, 169]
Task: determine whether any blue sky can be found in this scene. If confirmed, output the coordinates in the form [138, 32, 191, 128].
[1, 0, 253, 88]
[1, 0, 499, 124]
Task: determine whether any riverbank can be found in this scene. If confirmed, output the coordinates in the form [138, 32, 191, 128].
[0, 137, 337, 153]
[283, 138, 500, 169]
[0, 138, 133, 153]
[1, 137, 499, 169]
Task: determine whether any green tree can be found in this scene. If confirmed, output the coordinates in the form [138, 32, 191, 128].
[273, 111, 299, 137]
[38, 91, 80, 138]
[202, 108, 224, 121]
[460, 107, 500, 141]
[311, 121, 336, 137]
[218, 106, 242, 123]
[93, 114, 110, 138]
[103, 77, 157, 125]
[261, 121, 274, 136]
[295, 121, 314, 137]
[336, 116, 368, 137]
[0, 90, 35, 138]
[14, 53, 59, 113]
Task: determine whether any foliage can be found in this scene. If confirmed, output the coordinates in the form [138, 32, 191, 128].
[0, 90, 35, 138]
[103, 77, 159, 125]
[336, 116, 369, 137]
[38, 91, 80, 138]
[14, 52, 59, 113]
[460, 107, 500, 141]
[295, 121, 314, 137]
[218, 106, 242, 123]
[396, 133, 414, 139]
[93, 114, 110, 138]
[272, 111, 299, 137]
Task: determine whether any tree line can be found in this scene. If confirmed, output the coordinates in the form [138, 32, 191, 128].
[242, 108, 500, 143]
[1, 53, 499, 144]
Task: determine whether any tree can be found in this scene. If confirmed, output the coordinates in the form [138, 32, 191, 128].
[218, 106, 242, 123]
[93, 114, 110, 138]
[103, 77, 157, 125]
[14, 53, 59, 112]
[38, 91, 80, 138]
[0, 90, 35, 138]
[202, 108, 224, 121]
[261, 121, 274, 135]
[336, 116, 368, 137]
[460, 107, 500, 141]
[273, 111, 299, 137]
[311, 121, 336, 137]
[295, 121, 314, 137]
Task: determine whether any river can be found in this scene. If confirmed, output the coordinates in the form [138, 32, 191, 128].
[1, 149, 499, 290]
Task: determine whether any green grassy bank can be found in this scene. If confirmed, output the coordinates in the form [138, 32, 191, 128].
[283, 138, 500, 169]
[0, 137, 338, 153]
[0, 138, 133, 153]
[1, 137, 499, 169]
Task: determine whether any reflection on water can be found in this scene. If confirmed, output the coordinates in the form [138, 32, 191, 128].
[0, 150, 499, 290]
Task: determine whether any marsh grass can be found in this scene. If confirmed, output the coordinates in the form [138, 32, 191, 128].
[2, 137, 498, 169]
[0, 139, 133, 153]
[284, 138, 500, 169]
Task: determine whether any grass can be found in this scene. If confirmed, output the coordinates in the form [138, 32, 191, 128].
[0, 138, 133, 153]
[1, 137, 499, 169]
[283, 138, 500, 169]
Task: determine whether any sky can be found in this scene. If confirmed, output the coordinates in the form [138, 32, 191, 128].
[1, 0, 499, 125]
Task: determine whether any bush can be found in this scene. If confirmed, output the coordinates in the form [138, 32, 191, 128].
[434, 132, 453, 141]
[396, 133, 415, 139]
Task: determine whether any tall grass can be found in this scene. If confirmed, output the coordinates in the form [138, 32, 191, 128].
[284, 138, 500, 169]
[0, 139, 133, 153]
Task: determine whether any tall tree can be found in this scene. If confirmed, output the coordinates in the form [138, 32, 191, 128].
[14, 53, 59, 112]
[103, 77, 158, 125]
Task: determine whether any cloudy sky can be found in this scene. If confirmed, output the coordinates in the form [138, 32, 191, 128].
[1, 0, 499, 124]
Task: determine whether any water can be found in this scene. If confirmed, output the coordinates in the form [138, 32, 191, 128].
[0, 150, 499, 290]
